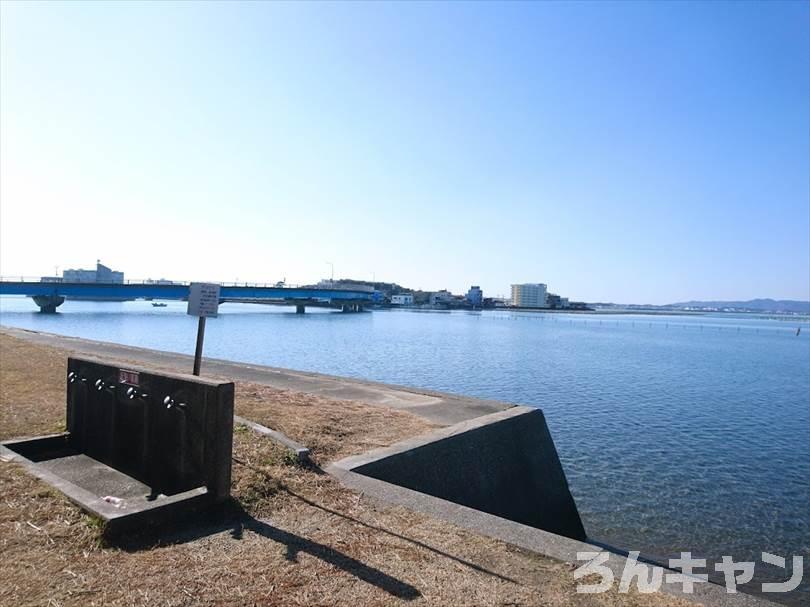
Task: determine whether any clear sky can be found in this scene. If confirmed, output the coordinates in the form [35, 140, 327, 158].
[1, 1, 808, 304]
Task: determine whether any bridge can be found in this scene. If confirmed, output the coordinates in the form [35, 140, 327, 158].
[0, 279, 376, 314]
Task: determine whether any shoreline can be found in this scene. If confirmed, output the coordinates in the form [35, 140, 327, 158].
[0, 326, 784, 607]
[4, 294, 809, 319]
[0, 325, 511, 427]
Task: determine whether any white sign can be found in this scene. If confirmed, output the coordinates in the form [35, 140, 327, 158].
[187, 283, 221, 318]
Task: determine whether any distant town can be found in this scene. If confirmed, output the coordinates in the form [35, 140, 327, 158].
[31, 261, 810, 315]
[360, 281, 590, 311]
[35, 262, 590, 311]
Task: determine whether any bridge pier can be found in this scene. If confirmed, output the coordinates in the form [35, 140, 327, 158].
[32, 295, 65, 313]
[296, 304, 306, 314]
[341, 304, 364, 313]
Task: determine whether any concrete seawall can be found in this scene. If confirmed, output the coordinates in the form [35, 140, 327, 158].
[0, 327, 778, 606]
[0, 327, 586, 540]
[339, 407, 586, 541]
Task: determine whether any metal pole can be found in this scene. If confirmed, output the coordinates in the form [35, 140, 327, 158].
[193, 316, 206, 376]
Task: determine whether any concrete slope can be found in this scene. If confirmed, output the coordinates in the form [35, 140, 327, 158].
[337, 406, 587, 541]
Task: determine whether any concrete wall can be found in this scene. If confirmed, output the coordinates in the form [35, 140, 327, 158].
[350, 407, 586, 541]
[66, 357, 234, 500]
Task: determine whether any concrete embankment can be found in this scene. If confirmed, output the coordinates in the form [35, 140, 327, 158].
[1, 327, 586, 540]
[0, 327, 777, 607]
[337, 406, 586, 541]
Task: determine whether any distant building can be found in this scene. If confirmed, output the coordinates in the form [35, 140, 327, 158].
[63, 261, 124, 283]
[430, 290, 454, 306]
[316, 279, 375, 292]
[62, 268, 96, 282]
[511, 283, 548, 308]
[466, 286, 483, 307]
[546, 293, 570, 309]
[391, 294, 414, 306]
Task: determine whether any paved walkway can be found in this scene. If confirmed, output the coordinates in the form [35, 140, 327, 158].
[0, 327, 511, 426]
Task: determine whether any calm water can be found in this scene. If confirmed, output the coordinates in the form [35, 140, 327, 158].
[2, 296, 809, 603]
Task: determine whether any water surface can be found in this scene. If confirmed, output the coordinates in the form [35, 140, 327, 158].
[1, 297, 808, 603]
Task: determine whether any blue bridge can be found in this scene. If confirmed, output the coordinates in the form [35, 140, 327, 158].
[0, 279, 376, 314]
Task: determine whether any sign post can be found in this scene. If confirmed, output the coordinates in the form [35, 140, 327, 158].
[192, 316, 206, 376]
[187, 282, 220, 376]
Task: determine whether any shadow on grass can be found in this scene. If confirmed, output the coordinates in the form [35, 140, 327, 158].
[104, 499, 420, 601]
[101, 456, 519, 600]
[232, 513, 420, 600]
[240, 457, 522, 586]
[283, 485, 522, 585]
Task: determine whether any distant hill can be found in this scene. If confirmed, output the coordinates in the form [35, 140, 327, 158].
[668, 299, 810, 314]
[327, 278, 433, 305]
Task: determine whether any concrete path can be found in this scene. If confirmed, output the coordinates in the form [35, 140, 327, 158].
[0, 327, 512, 426]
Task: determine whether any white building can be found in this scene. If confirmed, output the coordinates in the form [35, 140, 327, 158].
[430, 290, 454, 306]
[391, 294, 414, 306]
[63, 261, 124, 283]
[511, 283, 548, 308]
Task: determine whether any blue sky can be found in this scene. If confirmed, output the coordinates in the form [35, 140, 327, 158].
[1, 1, 808, 304]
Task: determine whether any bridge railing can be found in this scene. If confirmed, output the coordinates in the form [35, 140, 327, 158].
[0, 277, 376, 292]
[0, 276, 295, 287]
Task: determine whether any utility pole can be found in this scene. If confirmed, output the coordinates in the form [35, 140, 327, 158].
[326, 261, 334, 283]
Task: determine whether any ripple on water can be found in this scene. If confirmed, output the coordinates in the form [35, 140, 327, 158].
[1, 300, 808, 604]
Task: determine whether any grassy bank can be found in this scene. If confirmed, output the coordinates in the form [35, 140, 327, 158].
[0, 332, 689, 606]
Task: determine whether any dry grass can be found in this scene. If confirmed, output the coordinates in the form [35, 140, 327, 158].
[0, 332, 434, 463]
[232, 383, 435, 463]
[0, 333, 70, 439]
[0, 332, 694, 607]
